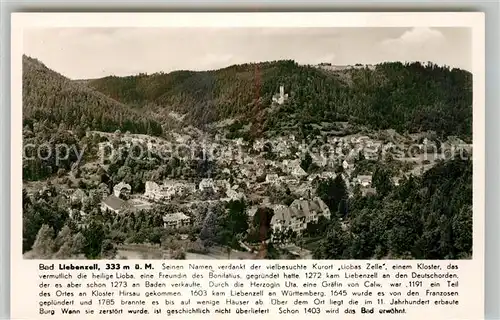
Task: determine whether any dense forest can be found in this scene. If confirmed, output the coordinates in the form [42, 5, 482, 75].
[311, 156, 472, 260]
[87, 60, 472, 140]
[23, 55, 163, 136]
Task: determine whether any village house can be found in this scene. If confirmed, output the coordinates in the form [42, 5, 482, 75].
[199, 178, 217, 193]
[144, 180, 196, 201]
[291, 164, 307, 178]
[98, 183, 110, 198]
[274, 141, 291, 157]
[270, 197, 331, 235]
[163, 212, 191, 229]
[215, 179, 231, 192]
[282, 159, 307, 178]
[356, 136, 370, 144]
[113, 182, 131, 199]
[294, 184, 314, 199]
[342, 159, 351, 170]
[364, 142, 382, 159]
[307, 173, 319, 182]
[225, 188, 246, 201]
[356, 175, 373, 187]
[320, 171, 336, 180]
[265, 173, 280, 184]
[100, 194, 130, 214]
[144, 181, 168, 201]
[392, 177, 402, 186]
[313, 154, 328, 167]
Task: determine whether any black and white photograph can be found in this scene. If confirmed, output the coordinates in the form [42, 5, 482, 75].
[22, 26, 473, 260]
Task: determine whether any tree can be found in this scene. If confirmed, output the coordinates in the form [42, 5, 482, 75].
[53, 241, 74, 259]
[452, 205, 472, 258]
[101, 240, 117, 259]
[250, 207, 274, 243]
[199, 207, 220, 247]
[82, 221, 106, 259]
[338, 199, 348, 218]
[225, 200, 249, 237]
[55, 225, 73, 252]
[316, 176, 348, 214]
[313, 215, 348, 259]
[171, 249, 186, 260]
[300, 153, 313, 172]
[372, 167, 392, 197]
[272, 227, 294, 247]
[217, 200, 249, 257]
[30, 225, 56, 259]
[72, 232, 86, 255]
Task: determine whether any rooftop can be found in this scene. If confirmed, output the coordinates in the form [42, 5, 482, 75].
[102, 195, 126, 211]
[163, 212, 190, 222]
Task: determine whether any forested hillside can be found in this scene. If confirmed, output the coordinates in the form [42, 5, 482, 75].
[23, 55, 163, 135]
[87, 60, 472, 140]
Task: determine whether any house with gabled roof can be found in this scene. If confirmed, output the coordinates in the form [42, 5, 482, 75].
[163, 212, 191, 229]
[356, 175, 373, 187]
[270, 197, 330, 234]
[100, 194, 131, 214]
[113, 182, 131, 199]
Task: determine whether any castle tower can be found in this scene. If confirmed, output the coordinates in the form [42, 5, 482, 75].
[273, 85, 288, 105]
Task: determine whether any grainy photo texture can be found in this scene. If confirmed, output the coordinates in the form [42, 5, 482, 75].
[22, 27, 473, 260]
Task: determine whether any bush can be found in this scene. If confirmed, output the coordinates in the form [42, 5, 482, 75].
[186, 240, 209, 254]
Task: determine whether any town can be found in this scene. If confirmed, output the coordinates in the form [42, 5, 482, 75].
[23, 85, 471, 260]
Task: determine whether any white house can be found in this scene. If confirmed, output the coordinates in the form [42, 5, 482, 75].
[144, 180, 196, 201]
[392, 177, 401, 186]
[253, 139, 265, 152]
[163, 212, 191, 229]
[226, 188, 245, 201]
[113, 182, 131, 199]
[342, 160, 350, 170]
[356, 175, 373, 187]
[283, 159, 307, 178]
[199, 178, 217, 193]
[265, 174, 279, 184]
[292, 165, 307, 178]
[320, 171, 336, 180]
[270, 197, 330, 235]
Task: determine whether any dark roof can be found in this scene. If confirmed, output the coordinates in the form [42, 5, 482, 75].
[102, 195, 125, 211]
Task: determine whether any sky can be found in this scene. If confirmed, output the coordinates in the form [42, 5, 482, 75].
[23, 27, 471, 79]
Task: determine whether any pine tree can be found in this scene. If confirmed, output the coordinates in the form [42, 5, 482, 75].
[30, 225, 56, 259]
